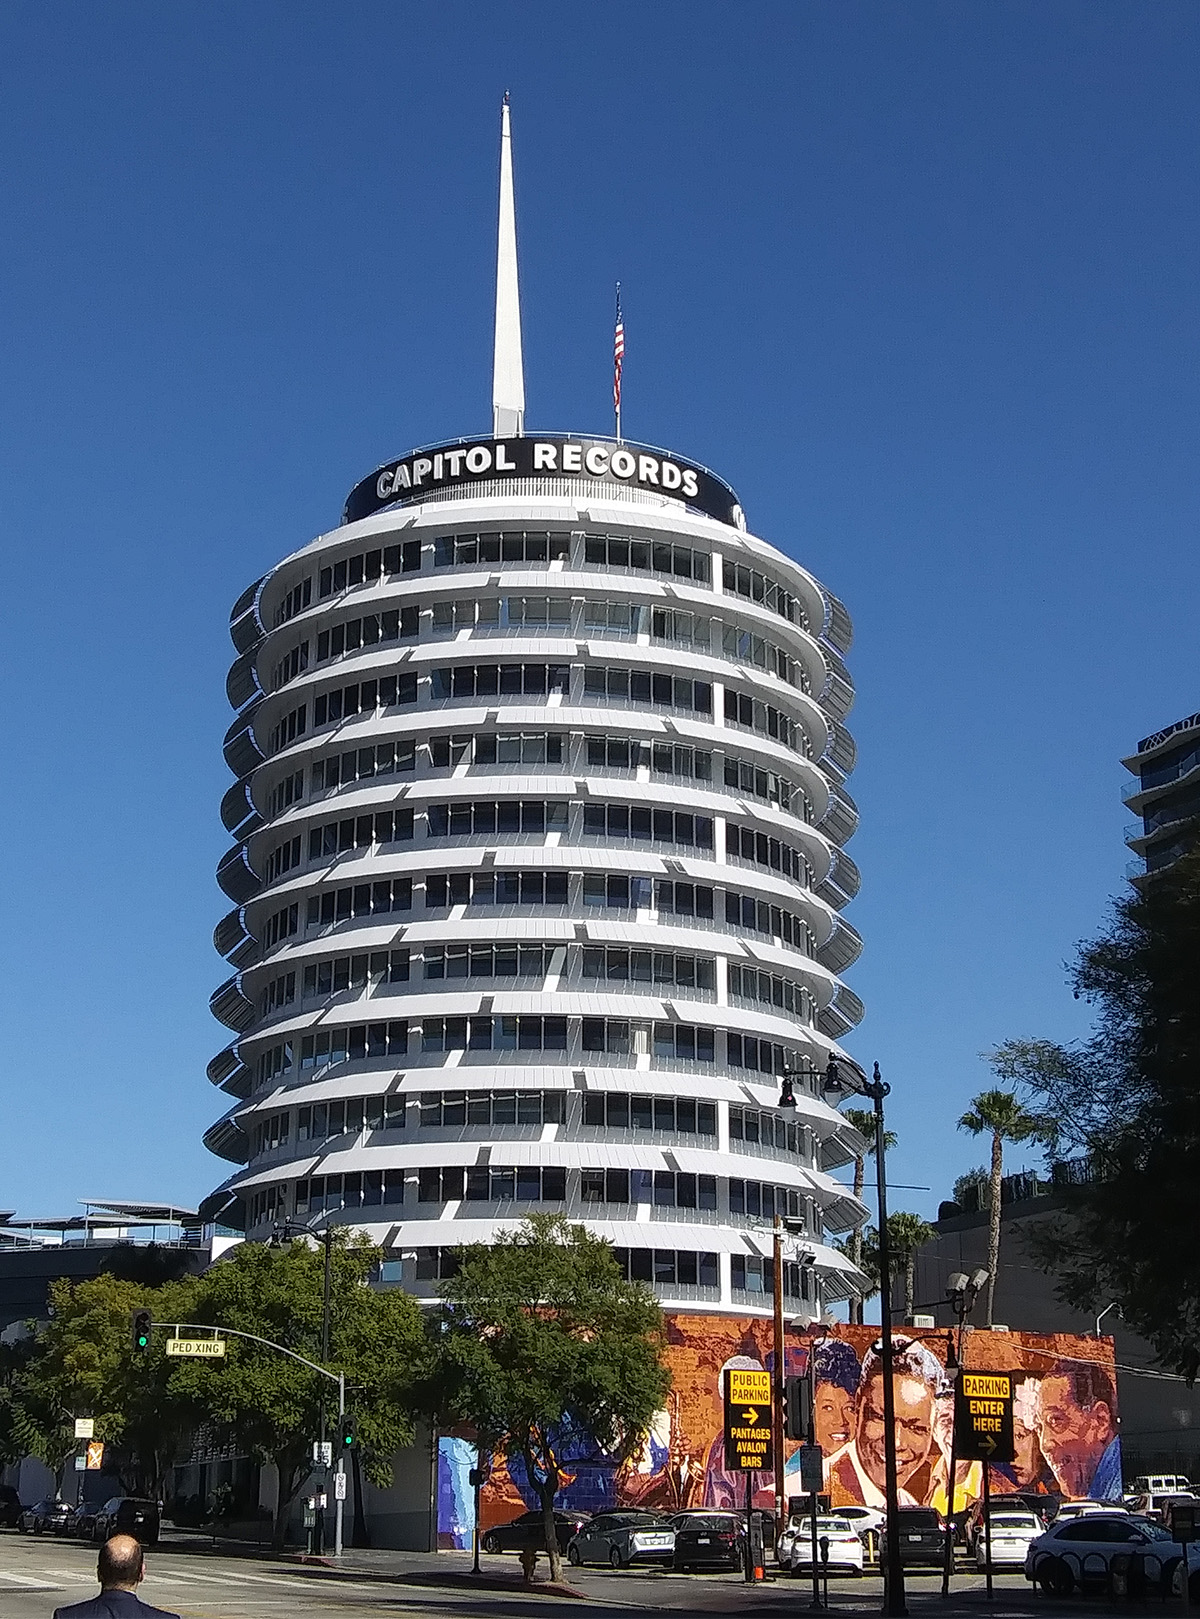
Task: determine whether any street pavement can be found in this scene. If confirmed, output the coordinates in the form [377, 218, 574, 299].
[0, 1530, 1049, 1619]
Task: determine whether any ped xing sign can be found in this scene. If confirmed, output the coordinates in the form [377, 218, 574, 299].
[955, 1370, 1015, 1462]
[724, 1366, 774, 1472]
[166, 1337, 227, 1358]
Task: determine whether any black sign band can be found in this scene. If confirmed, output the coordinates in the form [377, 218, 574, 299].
[343, 435, 744, 529]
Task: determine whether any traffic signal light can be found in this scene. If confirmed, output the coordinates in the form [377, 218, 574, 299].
[337, 1413, 355, 1449]
[130, 1309, 152, 1353]
[784, 1374, 812, 1442]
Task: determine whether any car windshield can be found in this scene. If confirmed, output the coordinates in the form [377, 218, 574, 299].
[817, 1519, 855, 1533]
[991, 1515, 1038, 1528]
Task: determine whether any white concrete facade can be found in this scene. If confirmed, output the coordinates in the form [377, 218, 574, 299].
[204, 461, 869, 1319]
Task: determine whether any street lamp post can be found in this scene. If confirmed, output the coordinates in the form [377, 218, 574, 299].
[273, 1219, 341, 1556]
[940, 1268, 989, 1597]
[784, 1057, 907, 1617]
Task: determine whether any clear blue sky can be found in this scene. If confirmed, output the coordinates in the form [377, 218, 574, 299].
[2, 2, 1196, 1222]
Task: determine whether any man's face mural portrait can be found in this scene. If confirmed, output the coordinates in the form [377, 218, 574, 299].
[1037, 1364, 1118, 1499]
[855, 1338, 942, 1491]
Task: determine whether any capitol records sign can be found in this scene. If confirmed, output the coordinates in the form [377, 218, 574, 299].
[344, 435, 744, 529]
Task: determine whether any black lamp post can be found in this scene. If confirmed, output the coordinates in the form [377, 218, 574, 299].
[780, 1057, 908, 1618]
[273, 1219, 335, 1552]
[940, 1268, 989, 1597]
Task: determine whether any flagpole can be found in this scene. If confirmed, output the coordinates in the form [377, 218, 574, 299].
[613, 281, 623, 443]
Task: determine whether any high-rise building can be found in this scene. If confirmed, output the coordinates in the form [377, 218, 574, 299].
[1122, 709, 1200, 882]
[202, 103, 868, 1323]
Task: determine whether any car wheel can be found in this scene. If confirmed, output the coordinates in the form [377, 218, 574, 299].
[609, 1546, 625, 1568]
[1050, 1559, 1074, 1597]
[567, 1545, 581, 1566]
[16, 1521, 26, 1535]
[482, 1532, 500, 1554]
[33, 1522, 43, 1535]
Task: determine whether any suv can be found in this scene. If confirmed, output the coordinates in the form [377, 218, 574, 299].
[890, 1507, 946, 1567]
[77, 1497, 160, 1546]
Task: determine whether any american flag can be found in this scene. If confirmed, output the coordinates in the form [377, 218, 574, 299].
[613, 283, 625, 420]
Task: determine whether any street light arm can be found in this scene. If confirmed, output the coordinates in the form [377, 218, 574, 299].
[154, 1322, 340, 1385]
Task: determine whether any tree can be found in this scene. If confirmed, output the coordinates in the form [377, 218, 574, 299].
[958, 1088, 1047, 1326]
[952, 1167, 989, 1208]
[16, 1271, 200, 1493]
[175, 1233, 426, 1547]
[886, 1213, 936, 1322]
[841, 1108, 895, 1324]
[988, 845, 1200, 1378]
[432, 1214, 672, 1584]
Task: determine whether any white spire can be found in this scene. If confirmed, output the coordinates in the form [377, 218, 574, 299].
[492, 93, 525, 438]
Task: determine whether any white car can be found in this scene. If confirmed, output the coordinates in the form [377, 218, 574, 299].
[778, 1516, 865, 1575]
[1024, 1513, 1187, 1595]
[1053, 1500, 1128, 1522]
[828, 1503, 885, 1542]
[976, 1510, 1042, 1569]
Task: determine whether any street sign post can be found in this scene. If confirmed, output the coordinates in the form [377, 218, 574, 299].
[166, 1337, 227, 1358]
[85, 1441, 104, 1471]
[955, 1372, 1014, 1601]
[73, 1418, 94, 1440]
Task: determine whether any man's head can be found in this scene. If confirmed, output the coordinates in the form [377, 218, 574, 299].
[810, 1338, 861, 1453]
[1037, 1361, 1117, 1498]
[854, 1336, 944, 1492]
[98, 1534, 144, 1591]
[1011, 1376, 1048, 1487]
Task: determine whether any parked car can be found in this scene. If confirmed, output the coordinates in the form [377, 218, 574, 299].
[1024, 1512, 1189, 1596]
[669, 1511, 744, 1571]
[0, 1486, 23, 1529]
[566, 1511, 675, 1568]
[1052, 1499, 1128, 1522]
[75, 1497, 160, 1546]
[18, 1500, 75, 1536]
[974, 1510, 1042, 1570]
[833, 1503, 885, 1542]
[481, 1508, 591, 1555]
[1127, 1490, 1200, 1523]
[779, 1515, 865, 1575]
[887, 1507, 946, 1567]
[965, 1494, 1055, 1550]
[1131, 1474, 1192, 1497]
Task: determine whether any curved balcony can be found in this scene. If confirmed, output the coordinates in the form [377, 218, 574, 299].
[819, 786, 859, 847]
[223, 701, 264, 777]
[203, 1112, 248, 1165]
[817, 917, 863, 976]
[814, 847, 860, 910]
[210, 974, 255, 1034]
[229, 574, 266, 656]
[216, 844, 262, 905]
[226, 648, 262, 712]
[221, 778, 263, 839]
[821, 592, 854, 656]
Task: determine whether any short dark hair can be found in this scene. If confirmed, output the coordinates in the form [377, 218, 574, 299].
[98, 1536, 144, 1587]
[1047, 1359, 1115, 1416]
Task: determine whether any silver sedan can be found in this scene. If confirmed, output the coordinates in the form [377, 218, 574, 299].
[567, 1510, 676, 1568]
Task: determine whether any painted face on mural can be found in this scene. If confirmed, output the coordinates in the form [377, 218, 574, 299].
[814, 1381, 855, 1453]
[857, 1373, 935, 1491]
[1037, 1374, 1116, 1498]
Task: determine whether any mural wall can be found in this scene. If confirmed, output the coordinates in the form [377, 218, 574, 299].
[458, 1316, 1122, 1539]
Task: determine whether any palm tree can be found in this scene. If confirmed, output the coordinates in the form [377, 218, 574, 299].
[887, 1212, 936, 1322]
[957, 1089, 1045, 1326]
[842, 1108, 896, 1324]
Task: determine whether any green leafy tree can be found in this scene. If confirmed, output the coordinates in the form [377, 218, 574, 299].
[17, 1271, 200, 1491]
[432, 1214, 672, 1583]
[958, 1088, 1047, 1326]
[841, 1108, 895, 1324]
[988, 845, 1200, 1378]
[175, 1233, 426, 1547]
[886, 1212, 936, 1322]
[952, 1166, 989, 1208]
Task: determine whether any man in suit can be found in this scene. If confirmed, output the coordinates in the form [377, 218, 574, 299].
[53, 1534, 178, 1619]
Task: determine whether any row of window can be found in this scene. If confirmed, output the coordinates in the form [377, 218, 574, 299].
[248, 1020, 811, 1085]
[408, 1245, 722, 1291]
[581, 803, 713, 849]
[269, 538, 803, 642]
[246, 1089, 810, 1158]
[269, 736, 806, 823]
[728, 963, 811, 1018]
[417, 1165, 568, 1203]
[281, 875, 815, 949]
[732, 1253, 816, 1300]
[580, 947, 714, 991]
[582, 665, 712, 716]
[728, 1178, 809, 1220]
[316, 608, 419, 665]
[725, 822, 809, 884]
[272, 642, 308, 690]
[318, 542, 420, 599]
[305, 809, 415, 860]
[266, 667, 815, 762]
